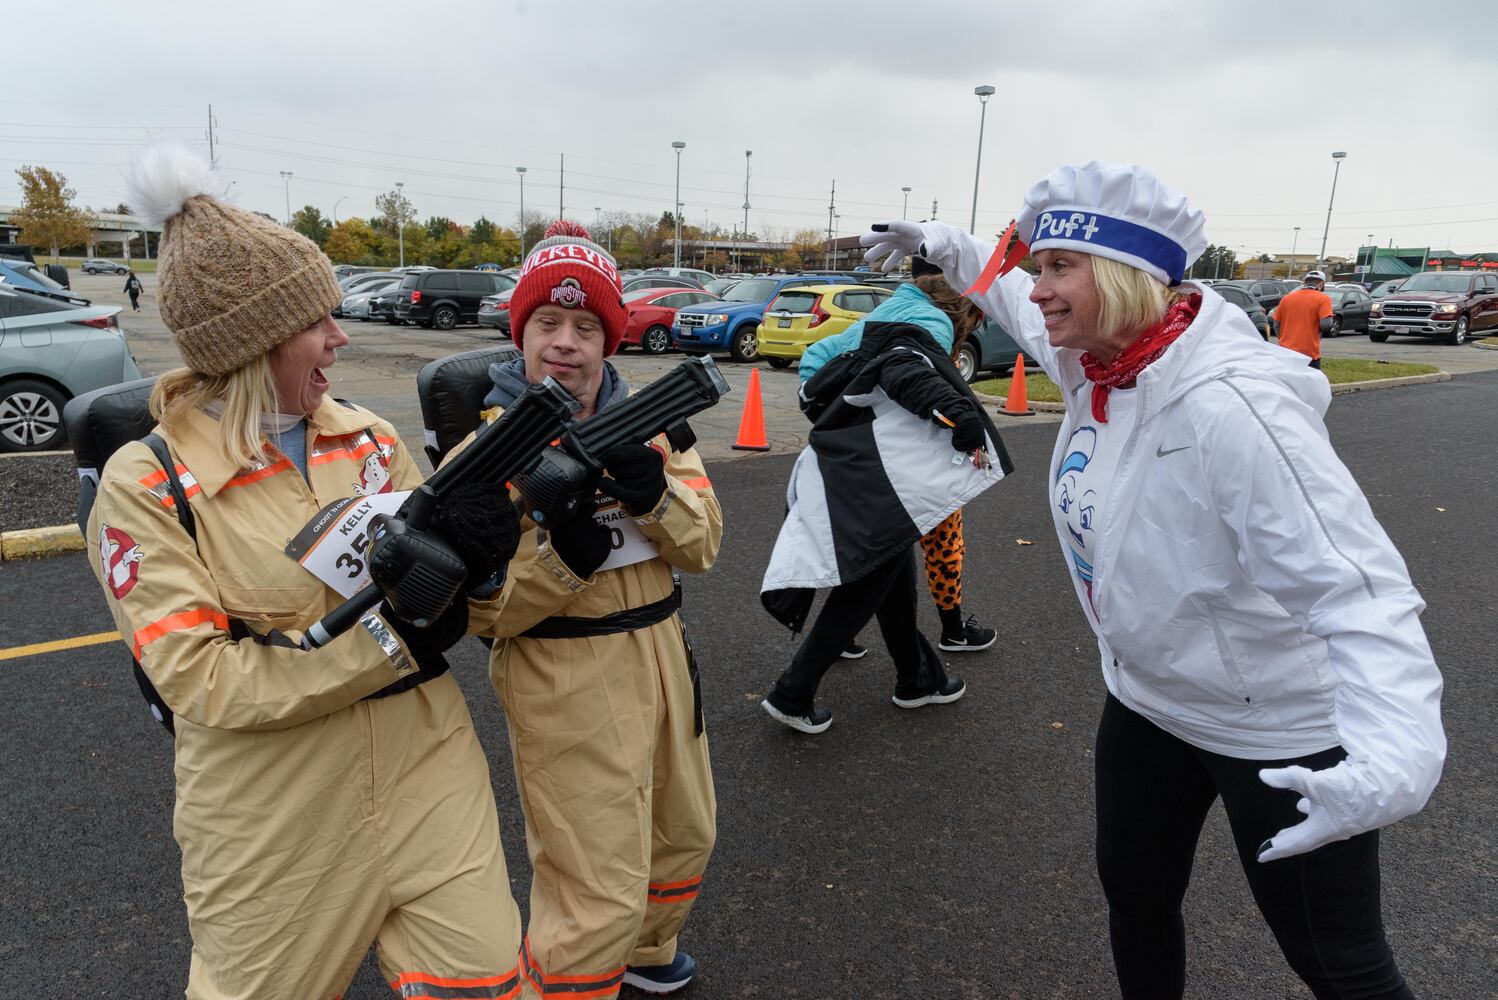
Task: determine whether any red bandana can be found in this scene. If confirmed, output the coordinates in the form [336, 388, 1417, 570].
[1080, 293, 1201, 423]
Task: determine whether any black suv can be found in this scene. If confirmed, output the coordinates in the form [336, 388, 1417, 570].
[394, 270, 510, 330]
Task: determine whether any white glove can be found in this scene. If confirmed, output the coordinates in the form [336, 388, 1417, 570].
[859, 220, 931, 273]
[1256, 764, 1357, 862]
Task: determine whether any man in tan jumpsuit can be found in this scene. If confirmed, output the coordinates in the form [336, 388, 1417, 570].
[470, 221, 720, 997]
[87, 144, 524, 999]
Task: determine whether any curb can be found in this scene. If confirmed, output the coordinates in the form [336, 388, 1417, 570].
[971, 390, 1066, 413]
[1329, 371, 1450, 394]
[1472, 340, 1498, 351]
[1, 524, 84, 561]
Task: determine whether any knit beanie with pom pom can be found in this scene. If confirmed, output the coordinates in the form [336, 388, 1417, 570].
[508, 219, 626, 356]
[125, 143, 342, 376]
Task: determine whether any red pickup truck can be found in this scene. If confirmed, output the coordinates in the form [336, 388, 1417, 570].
[1369, 271, 1498, 345]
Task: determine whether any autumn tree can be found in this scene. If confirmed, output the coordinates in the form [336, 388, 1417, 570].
[12, 166, 91, 260]
[324, 218, 380, 264]
[470, 216, 497, 246]
[290, 205, 331, 247]
[790, 228, 825, 267]
[374, 187, 415, 239]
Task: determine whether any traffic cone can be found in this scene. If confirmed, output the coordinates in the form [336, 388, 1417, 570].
[731, 368, 772, 451]
[1002, 354, 1034, 416]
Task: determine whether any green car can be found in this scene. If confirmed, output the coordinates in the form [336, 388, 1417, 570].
[0, 283, 141, 452]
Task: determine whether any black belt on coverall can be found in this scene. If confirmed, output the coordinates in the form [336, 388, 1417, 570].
[520, 586, 704, 735]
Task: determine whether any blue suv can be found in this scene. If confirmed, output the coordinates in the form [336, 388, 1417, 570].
[673, 273, 858, 361]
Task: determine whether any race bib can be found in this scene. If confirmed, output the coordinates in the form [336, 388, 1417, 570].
[286, 490, 411, 598]
[593, 497, 660, 573]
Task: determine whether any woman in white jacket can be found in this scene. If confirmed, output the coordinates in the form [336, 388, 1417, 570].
[862, 162, 1443, 1000]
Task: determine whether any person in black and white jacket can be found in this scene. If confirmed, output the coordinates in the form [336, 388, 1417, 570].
[862, 161, 1444, 1000]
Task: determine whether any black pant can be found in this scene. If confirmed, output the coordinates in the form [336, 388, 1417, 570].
[1309, 357, 1322, 370]
[768, 546, 947, 714]
[128, 291, 140, 311]
[1095, 694, 1412, 999]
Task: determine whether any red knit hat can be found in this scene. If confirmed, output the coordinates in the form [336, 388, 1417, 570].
[509, 220, 626, 356]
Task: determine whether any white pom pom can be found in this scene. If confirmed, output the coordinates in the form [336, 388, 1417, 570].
[125, 142, 223, 229]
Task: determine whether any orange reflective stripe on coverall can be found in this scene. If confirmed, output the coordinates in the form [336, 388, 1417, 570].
[468, 431, 721, 999]
[87, 399, 522, 1000]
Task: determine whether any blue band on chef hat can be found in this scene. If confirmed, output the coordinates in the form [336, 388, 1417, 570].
[1029, 210, 1189, 285]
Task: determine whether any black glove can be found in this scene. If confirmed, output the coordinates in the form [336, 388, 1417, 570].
[597, 443, 667, 515]
[368, 598, 466, 699]
[547, 508, 613, 579]
[431, 482, 522, 592]
[951, 412, 986, 453]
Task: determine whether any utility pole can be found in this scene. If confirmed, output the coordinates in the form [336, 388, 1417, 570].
[333, 196, 346, 226]
[395, 181, 405, 268]
[740, 150, 752, 273]
[279, 171, 293, 225]
[1316, 151, 1347, 271]
[901, 186, 911, 220]
[970, 84, 995, 233]
[559, 153, 565, 220]
[671, 141, 686, 269]
[206, 104, 216, 167]
[825, 180, 836, 271]
[932, 199, 939, 221]
[516, 166, 527, 261]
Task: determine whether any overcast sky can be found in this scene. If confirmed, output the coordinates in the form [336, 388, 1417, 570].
[7, 0, 1498, 259]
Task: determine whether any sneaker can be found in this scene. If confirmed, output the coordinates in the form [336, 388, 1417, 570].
[892, 676, 967, 709]
[761, 697, 833, 734]
[839, 641, 868, 660]
[938, 616, 998, 653]
[624, 951, 696, 994]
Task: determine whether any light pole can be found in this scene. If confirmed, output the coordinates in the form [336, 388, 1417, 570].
[1290, 225, 1301, 276]
[834, 214, 842, 269]
[279, 171, 293, 225]
[671, 141, 686, 268]
[332, 196, 346, 226]
[1317, 151, 1347, 271]
[901, 186, 911, 221]
[394, 181, 405, 268]
[1366, 233, 1375, 284]
[970, 84, 995, 234]
[516, 166, 527, 261]
[740, 149, 752, 273]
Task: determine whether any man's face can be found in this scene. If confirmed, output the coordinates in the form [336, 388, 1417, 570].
[522, 304, 606, 408]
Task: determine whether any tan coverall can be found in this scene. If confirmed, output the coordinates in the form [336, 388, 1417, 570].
[87, 399, 523, 1000]
[467, 423, 721, 1000]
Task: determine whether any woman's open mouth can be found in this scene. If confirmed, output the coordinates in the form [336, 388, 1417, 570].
[310, 367, 329, 389]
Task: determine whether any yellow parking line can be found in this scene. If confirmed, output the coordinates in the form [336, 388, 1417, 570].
[0, 631, 121, 662]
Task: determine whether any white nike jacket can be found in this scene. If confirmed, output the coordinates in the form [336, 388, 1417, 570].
[923, 224, 1445, 847]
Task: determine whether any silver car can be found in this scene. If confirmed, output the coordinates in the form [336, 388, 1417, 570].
[340, 275, 402, 321]
[0, 282, 141, 452]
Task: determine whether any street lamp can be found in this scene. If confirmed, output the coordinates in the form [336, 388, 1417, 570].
[1290, 225, 1301, 276]
[740, 150, 752, 273]
[332, 196, 346, 226]
[1366, 233, 1375, 283]
[671, 141, 686, 268]
[970, 85, 995, 234]
[1317, 151, 1347, 271]
[516, 166, 527, 260]
[901, 186, 912, 221]
[279, 171, 293, 225]
[394, 181, 405, 268]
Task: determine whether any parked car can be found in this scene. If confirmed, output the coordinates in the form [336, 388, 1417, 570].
[1220, 279, 1294, 316]
[474, 263, 504, 272]
[368, 289, 402, 325]
[644, 266, 715, 288]
[477, 286, 519, 334]
[621, 275, 700, 293]
[340, 275, 403, 321]
[756, 285, 893, 368]
[0, 285, 140, 452]
[673, 274, 859, 362]
[0, 258, 89, 303]
[1326, 285, 1373, 335]
[332, 264, 378, 279]
[1368, 271, 1498, 345]
[620, 288, 720, 355]
[1214, 282, 1273, 339]
[959, 317, 1036, 384]
[704, 277, 742, 298]
[394, 269, 512, 330]
[334, 271, 397, 316]
[80, 258, 129, 275]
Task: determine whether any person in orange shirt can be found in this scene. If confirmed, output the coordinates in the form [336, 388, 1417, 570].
[1273, 271, 1334, 368]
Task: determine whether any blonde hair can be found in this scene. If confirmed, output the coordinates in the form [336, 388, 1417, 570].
[1091, 255, 1181, 339]
[149, 355, 279, 469]
[913, 273, 985, 358]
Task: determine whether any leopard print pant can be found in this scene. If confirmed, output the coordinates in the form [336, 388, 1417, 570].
[920, 509, 964, 612]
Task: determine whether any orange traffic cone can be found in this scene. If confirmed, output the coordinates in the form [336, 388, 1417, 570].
[1002, 354, 1034, 416]
[731, 367, 772, 451]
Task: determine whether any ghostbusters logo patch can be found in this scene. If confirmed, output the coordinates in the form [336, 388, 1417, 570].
[550, 277, 587, 309]
[355, 452, 393, 497]
[99, 524, 144, 599]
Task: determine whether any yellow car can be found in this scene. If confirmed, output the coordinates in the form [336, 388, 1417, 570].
[757, 284, 894, 368]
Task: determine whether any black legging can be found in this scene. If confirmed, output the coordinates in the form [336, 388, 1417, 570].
[768, 545, 947, 714]
[1095, 694, 1413, 999]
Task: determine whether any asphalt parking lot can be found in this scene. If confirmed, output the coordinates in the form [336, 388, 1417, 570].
[1, 264, 1494, 997]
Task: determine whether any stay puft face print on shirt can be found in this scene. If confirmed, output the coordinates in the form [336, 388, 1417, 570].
[355, 451, 393, 496]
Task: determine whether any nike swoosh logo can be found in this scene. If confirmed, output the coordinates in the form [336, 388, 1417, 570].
[1156, 444, 1191, 458]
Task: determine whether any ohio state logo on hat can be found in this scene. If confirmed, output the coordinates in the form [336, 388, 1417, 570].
[99, 523, 144, 600]
[551, 277, 588, 309]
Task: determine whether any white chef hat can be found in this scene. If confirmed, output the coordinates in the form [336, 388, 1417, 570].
[1015, 161, 1208, 286]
